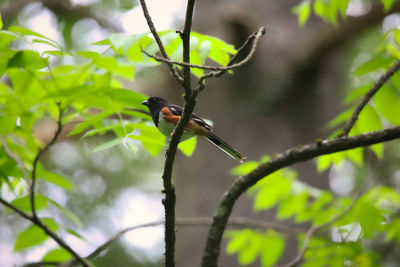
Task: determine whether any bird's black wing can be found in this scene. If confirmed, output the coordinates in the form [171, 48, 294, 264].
[168, 104, 212, 131]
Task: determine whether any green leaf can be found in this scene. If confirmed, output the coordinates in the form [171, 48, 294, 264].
[296, 191, 333, 222]
[260, 231, 285, 267]
[9, 26, 51, 40]
[226, 230, 252, 254]
[48, 199, 83, 228]
[344, 84, 373, 104]
[91, 137, 126, 153]
[356, 201, 385, 238]
[14, 218, 58, 251]
[178, 137, 197, 156]
[42, 248, 73, 262]
[277, 191, 308, 220]
[238, 231, 263, 265]
[352, 57, 394, 76]
[11, 195, 48, 212]
[129, 132, 165, 157]
[0, 14, 3, 30]
[38, 167, 73, 190]
[394, 29, 400, 47]
[14, 225, 49, 251]
[0, 30, 17, 50]
[0, 115, 17, 134]
[292, 0, 311, 27]
[326, 109, 352, 129]
[231, 161, 259, 176]
[350, 105, 383, 157]
[374, 84, 400, 125]
[382, 0, 396, 11]
[7, 50, 48, 70]
[254, 175, 291, 211]
[69, 110, 115, 136]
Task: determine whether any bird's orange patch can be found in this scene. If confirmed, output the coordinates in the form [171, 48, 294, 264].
[160, 107, 208, 136]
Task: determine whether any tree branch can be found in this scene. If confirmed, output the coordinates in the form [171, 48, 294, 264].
[138, 0, 184, 86]
[196, 26, 265, 91]
[201, 126, 400, 267]
[86, 217, 303, 261]
[0, 197, 89, 267]
[30, 102, 63, 217]
[342, 59, 400, 136]
[141, 26, 265, 72]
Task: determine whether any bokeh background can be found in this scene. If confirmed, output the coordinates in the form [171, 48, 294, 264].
[1, 0, 400, 266]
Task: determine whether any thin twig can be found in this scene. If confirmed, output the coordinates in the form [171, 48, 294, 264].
[22, 216, 303, 267]
[0, 136, 29, 180]
[201, 126, 400, 267]
[21, 261, 61, 267]
[141, 27, 266, 73]
[85, 217, 303, 260]
[280, 188, 364, 267]
[0, 197, 89, 267]
[30, 102, 63, 217]
[9, 102, 89, 267]
[342, 59, 400, 136]
[138, 0, 184, 85]
[158, 1, 197, 266]
[196, 26, 266, 91]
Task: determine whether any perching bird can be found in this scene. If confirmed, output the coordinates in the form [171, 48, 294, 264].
[142, 96, 246, 162]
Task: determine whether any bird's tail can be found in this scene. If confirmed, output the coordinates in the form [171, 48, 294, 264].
[205, 132, 246, 163]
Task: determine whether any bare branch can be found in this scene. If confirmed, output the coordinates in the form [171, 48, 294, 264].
[196, 26, 266, 91]
[279, 187, 364, 267]
[138, 0, 184, 85]
[181, 0, 196, 99]
[141, 26, 266, 73]
[85, 217, 303, 261]
[201, 126, 400, 267]
[342, 59, 400, 136]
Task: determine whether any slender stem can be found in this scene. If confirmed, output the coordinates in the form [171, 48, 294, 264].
[201, 126, 400, 267]
[180, 0, 196, 100]
[196, 27, 265, 91]
[30, 102, 63, 217]
[138, 0, 184, 85]
[0, 197, 89, 267]
[141, 27, 266, 72]
[342, 59, 400, 136]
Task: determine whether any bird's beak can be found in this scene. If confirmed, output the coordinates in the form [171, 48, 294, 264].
[142, 100, 149, 106]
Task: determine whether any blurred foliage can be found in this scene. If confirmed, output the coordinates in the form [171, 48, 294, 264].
[292, 0, 396, 26]
[0, 13, 237, 265]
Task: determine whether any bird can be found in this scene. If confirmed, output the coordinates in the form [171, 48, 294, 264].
[142, 96, 246, 162]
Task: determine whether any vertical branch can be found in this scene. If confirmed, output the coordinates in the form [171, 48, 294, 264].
[138, 0, 184, 85]
[161, 1, 197, 266]
[30, 102, 63, 217]
[180, 0, 196, 100]
[138, 0, 197, 266]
